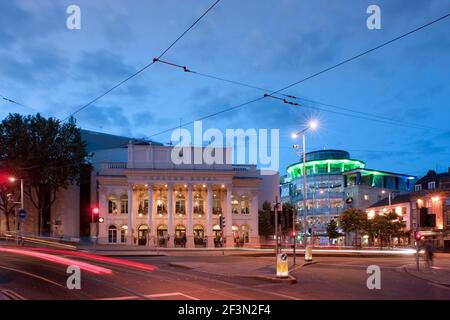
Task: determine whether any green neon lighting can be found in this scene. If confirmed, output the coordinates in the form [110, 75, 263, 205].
[287, 159, 366, 179]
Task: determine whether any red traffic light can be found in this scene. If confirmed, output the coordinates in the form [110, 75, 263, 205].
[414, 232, 422, 241]
[92, 207, 99, 214]
[291, 231, 297, 237]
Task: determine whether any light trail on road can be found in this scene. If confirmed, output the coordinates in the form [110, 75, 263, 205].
[0, 247, 112, 275]
[27, 247, 158, 272]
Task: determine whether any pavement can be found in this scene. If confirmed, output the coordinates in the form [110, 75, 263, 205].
[167, 257, 304, 283]
[1, 245, 450, 299]
[403, 254, 450, 287]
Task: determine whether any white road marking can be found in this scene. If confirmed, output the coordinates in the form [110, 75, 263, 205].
[0, 264, 66, 289]
[98, 291, 199, 300]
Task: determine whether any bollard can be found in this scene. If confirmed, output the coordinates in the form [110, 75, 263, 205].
[304, 245, 313, 262]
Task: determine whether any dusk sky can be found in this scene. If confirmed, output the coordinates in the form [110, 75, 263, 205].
[1, 0, 449, 177]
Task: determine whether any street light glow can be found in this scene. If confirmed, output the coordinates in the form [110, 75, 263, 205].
[309, 120, 318, 129]
[8, 177, 16, 182]
[291, 132, 298, 139]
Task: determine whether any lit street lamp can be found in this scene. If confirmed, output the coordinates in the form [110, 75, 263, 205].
[8, 176, 24, 244]
[292, 120, 318, 252]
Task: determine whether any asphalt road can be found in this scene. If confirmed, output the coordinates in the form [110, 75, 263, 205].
[0, 248, 449, 300]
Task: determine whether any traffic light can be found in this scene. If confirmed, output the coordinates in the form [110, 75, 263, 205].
[291, 231, 297, 238]
[219, 215, 226, 229]
[414, 232, 423, 241]
[92, 207, 99, 222]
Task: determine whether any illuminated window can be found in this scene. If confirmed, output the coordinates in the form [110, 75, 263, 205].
[428, 181, 436, 190]
[213, 195, 222, 215]
[108, 195, 118, 214]
[415, 184, 422, 192]
[240, 195, 250, 214]
[156, 190, 167, 215]
[138, 199, 148, 215]
[364, 194, 369, 201]
[120, 195, 128, 214]
[120, 225, 128, 243]
[193, 193, 204, 214]
[231, 196, 239, 214]
[175, 193, 186, 215]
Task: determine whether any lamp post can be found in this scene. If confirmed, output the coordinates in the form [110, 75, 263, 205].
[8, 177, 24, 243]
[292, 121, 318, 249]
[381, 190, 392, 212]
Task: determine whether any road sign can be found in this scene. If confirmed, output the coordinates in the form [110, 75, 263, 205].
[276, 253, 289, 278]
[18, 208, 27, 219]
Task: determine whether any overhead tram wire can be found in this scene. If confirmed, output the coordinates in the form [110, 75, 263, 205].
[155, 59, 432, 131]
[62, 0, 222, 122]
[148, 12, 450, 138]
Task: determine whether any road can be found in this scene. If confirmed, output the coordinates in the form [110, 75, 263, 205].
[0, 246, 449, 300]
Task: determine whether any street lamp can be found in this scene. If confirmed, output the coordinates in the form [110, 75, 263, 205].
[292, 120, 318, 249]
[8, 176, 24, 244]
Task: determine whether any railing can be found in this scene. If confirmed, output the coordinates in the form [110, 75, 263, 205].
[107, 162, 127, 169]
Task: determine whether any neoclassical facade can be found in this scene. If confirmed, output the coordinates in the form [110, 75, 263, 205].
[93, 143, 278, 248]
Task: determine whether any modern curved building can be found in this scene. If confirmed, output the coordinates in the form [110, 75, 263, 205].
[281, 150, 415, 241]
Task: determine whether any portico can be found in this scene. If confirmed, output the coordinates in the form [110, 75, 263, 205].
[94, 143, 278, 248]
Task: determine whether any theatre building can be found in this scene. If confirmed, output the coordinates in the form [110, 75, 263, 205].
[91, 142, 279, 248]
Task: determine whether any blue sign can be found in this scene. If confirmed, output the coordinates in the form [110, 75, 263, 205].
[18, 209, 27, 219]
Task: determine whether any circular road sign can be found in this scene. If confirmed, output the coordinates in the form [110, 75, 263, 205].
[18, 209, 27, 219]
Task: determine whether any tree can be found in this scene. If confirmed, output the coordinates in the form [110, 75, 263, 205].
[326, 219, 341, 240]
[258, 201, 273, 237]
[372, 211, 405, 248]
[0, 113, 90, 235]
[0, 179, 20, 232]
[339, 208, 367, 247]
[280, 202, 295, 235]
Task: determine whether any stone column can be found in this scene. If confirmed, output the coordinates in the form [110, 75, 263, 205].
[186, 184, 194, 248]
[167, 183, 174, 247]
[127, 184, 134, 245]
[206, 184, 214, 248]
[147, 184, 154, 247]
[250, 192, 260, 246]
[97, 188, 108, 244]
[225, 184, 234, 247]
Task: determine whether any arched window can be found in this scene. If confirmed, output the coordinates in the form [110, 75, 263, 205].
[240, 224, 250, 243]
[108, 225, 117, 243]
[175, 224, 186, 238]
[193, 224, 204, 246]
[138, 224, 148, 246]
[175, 192, 186, 216]
[193, 193, 204, 215]
[240, 195, 250, 214]
[119, 195, 128, 214]
[157, 224, 168, 237]
[120, 225, 128, 243]
[174, 224, 186, 246]
[108, 195, 118, 214]
[231, 196, 239, 214]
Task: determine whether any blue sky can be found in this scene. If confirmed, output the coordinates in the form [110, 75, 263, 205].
[0, 0, 449, 177]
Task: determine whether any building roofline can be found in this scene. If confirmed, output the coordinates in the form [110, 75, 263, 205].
[342, 168, 416, 179]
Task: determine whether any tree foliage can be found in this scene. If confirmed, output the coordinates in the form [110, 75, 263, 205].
[0, 113, 90, 234]
[326, 219, 341, 240]
[258, 201, 273, 237]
